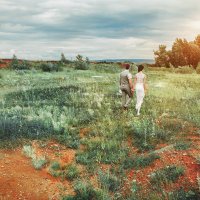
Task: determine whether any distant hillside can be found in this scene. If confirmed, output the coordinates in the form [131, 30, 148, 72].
[95, 58, 154, 64]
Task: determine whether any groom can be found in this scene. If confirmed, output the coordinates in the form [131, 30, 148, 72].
[119, 63, 134, 110]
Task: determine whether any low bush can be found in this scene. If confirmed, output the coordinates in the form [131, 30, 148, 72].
[174, 141, 191, 150]
[62, 164, 79, 181]
[175, 66, 195, 74]
[150, 165, 184, 186]
[122, 153, 160, 170]
[39, 62, 63, 72]
[168, 188, 200, 200]
[97, 169, 121, 192]
[63, 180, 110, 200]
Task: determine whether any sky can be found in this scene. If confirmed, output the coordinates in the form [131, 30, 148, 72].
[0, 0, 200, 60]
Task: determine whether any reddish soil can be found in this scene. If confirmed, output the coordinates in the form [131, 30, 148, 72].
[128, 131, 200, 194]
[0, 141, 75, 200]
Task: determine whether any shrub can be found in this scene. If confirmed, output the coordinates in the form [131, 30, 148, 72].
[39, 62, 62, 72]
[174, 141, 191, 150]
[150, 165, 184, 186]
[32, 156, 47, 170]
[98, 169, 121, 192]
[50, 161, 61, 170]
[63, 180, 109, 200]
[74, 55, 89, 70]
[63, 164, 79, 181]
[175, 66, 195, 74]
[168, 188, 200, 200]
[123, 154, 160, 170]
[0, 73, 2, 79]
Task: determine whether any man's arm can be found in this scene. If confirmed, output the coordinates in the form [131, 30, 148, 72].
[128, 78, 134, 93]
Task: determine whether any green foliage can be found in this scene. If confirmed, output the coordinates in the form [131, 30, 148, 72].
[90, 63, 121, 73]
[50, 161, 61, 171]
[60, 53, 71, 65]
[97, 169, 121, 192]
[150, 165, 184, 186]
[122, 153, 160, 170]
[76, 139, 128, 164]
[74, 54, 89, 70]
[174, 141, 191, 150]
[175, 66, 195, 74]
[39, 62, 63, 72]
[155, 35, 200, 68]
[154, 45, 170, 67]
[55, 129, 80, 149]
[168, 188, 200, 200]
[63, 180, 110, 200]
[63, 164, 79, 181]
[0, 73, 3, 79]
[32, 156, 47, 170]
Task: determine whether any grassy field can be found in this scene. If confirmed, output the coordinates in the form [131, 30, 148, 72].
[0, 64, 200, 199]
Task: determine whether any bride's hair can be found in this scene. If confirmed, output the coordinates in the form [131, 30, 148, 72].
[138, 65, 144, 72]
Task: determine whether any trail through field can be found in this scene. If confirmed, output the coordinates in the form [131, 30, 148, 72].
[0, 143, 75, 200]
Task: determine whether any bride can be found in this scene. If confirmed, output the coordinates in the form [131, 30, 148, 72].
[133, 65, 147, 115]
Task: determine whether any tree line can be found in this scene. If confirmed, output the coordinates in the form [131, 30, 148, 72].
[154, 35, 200, 68]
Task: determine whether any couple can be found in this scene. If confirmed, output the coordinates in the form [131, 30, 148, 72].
[120, 63, 147, 115]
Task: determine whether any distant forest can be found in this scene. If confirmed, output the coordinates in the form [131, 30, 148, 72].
[154, 35, 200, 68]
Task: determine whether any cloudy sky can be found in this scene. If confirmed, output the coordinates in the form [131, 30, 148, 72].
[0, 0, 200, 60]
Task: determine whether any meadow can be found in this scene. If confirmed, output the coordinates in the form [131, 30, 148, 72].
[0, 63, 200, 199]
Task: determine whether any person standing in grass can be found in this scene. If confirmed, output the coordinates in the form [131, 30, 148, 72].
[119, 63, 134, 110]
[133, 64, 147, 115]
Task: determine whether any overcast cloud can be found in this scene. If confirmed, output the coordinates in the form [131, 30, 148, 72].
[0, 0, 200, 60]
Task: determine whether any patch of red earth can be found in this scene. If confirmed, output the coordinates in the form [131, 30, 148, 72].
[32, 140, 76, 167]
[128, 149, 200, 193]
[0, 143, 75, 200]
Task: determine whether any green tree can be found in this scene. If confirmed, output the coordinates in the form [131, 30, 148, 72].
[60, 53, 71, 64]
[154, 45, 170, 67]
[9, 54, 19, 70]
[74, 54, 89, 70]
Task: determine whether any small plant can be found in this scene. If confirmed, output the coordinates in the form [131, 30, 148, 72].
[32, 156, 47, 170]
[62, 164, 79, 181]
[23, 145, 47, 170]
[98, 169, 121, 192]
[123, 153, 160, 169]
[150, 165, 184, 186]
[168, 188, 200, 200]
[50, 161, 61, 170]
[174, 141, 191, 150]
[23, 145, 35, 158]
[63, 180, 109, 200]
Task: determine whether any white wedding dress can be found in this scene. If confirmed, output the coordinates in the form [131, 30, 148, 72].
[135, 72, 145, 115]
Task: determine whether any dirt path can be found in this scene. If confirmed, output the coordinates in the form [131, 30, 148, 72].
[0, 145, 75, 200]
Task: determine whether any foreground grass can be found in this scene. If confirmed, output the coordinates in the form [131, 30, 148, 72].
[0, 65, 200, 199]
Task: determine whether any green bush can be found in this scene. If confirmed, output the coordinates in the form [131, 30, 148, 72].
[168, 188, 200, 200]
[98, 169, 121, 192]
[174, 141, 191, 150]
[50, 161, 61, 170]
[0, 73, 2, 79]
[39, 62, 62, 72]
[175, 66, 195, 74]
[63, 180, 109, 200]
[123, 154, 160, 169]
[63, 164, 79, 181]
[150, 165, 184, 186]
[74, 55, 89, 70]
